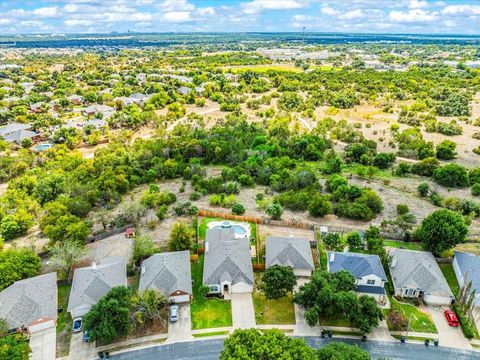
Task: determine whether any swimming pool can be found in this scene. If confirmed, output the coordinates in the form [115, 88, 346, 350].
[207, 221, 251, 239]
[33, 143, 53, 151]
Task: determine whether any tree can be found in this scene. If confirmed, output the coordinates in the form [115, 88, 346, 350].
[132, 235, 155, 265]
[308, 194, 333, 217]
[323, 233, 343, 251]
[317, 342, 370, 360]
[261, 265, 297, 299]
[415, 209, 468, 256]
[43, 214, 90, 245]
[48, 240, 86, 282]
[351, 295, 384, 334]
[417, 182, 430, 197]
[346, 231, 363, 251]
[436, 140, 457, 160]
[0, 318, 8, 337]
[220, 329, 317, 360]
[0, 334, 31, 360]
[0, 248, 41, 291]
[266, 203, 283, 220]
[132, 289, 168, 326]
[168, 221, 194, 251]
[83, 286, 132, 343]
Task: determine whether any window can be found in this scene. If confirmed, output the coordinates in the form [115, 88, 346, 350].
[367, 279, 375, 285]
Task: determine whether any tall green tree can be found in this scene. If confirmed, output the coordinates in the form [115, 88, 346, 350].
[415, 209, 468, 256]
[0, 334, 31, 360]
[168, 221, 194, 251]
[317, 342, 370, 360]
[261, 265, 297, 300]
[132, 289, 168, 326]
[221, 329, 316, 360]
[48, 240, 86, 282]
[0, 248, 41, 291]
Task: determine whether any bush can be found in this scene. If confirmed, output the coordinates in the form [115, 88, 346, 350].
[266, 203, 283, 220]
[433, 164, 469, 188]
[308, 194, 333, 217]
[232, 203, 246, 215]
[189, 191, 202, 201]
[472, 184, 480, 196]
[417, 182, 430, 197]
[396, 204, 409, 215]
[436, 140, 457, 160]
[453, 304, 477, 339]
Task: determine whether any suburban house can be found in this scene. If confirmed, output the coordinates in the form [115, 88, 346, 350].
[0, 272, 57, 332]
[327, 252, 388, 303]
[68, 257, 127, 318]
[265, 236, 315, 277]
[139, 250, 192, 304]
[0, 122, 40, 144]
[453, 251, 480, 307]
[203, 228, 254, 295]
[389, 249, 454, 306]
[83, 104, 115, 117]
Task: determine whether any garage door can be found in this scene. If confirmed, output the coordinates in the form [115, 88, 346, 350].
[171, 295, 190, 303]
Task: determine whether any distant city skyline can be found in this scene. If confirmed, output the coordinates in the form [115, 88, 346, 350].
[0, 0, 479, 35]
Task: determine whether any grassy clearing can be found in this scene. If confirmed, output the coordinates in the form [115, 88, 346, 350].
[190, 254, 232, 329]
[386, 297, 437, 334]
[439, 263, 460, 297]
[56, 284, 72, 357]
[384, 240, 423, 251]
[193, 331, 229, 338]
[252, 273, 295, 325]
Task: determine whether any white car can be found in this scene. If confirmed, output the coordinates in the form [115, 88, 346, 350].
[73, 317, 82, 333]
[169, 305, 179, 323]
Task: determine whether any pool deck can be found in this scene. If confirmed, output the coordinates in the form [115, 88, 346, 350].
[207, 221, 251, 239]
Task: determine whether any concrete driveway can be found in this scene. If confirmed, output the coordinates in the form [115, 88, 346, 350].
[167, 304, 192, 342]
[29, 326, 56, 360]
[69, 331, 96, 360]
[231, 293, 256, 329]
[293, 277, 320, 336]
[428, 306, 472, 350]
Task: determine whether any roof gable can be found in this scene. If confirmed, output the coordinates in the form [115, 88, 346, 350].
[328, 252, 387, 281]
[266, 236, 314, 271]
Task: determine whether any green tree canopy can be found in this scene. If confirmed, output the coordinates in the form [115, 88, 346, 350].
[0, 248, 41, 291]
[317, 342, 370, 360]
[169, 221, 194, 251]
[261, 265, 297, 300]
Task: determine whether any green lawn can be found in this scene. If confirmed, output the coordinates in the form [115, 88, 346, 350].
[192, 331, 229, 338]
[190, 254, 232, 329]
[439, 263, 460, 297]
[386, 297, 437, 334]
[253, 274, 295, 325]
[321, 314, 353, 327]
[384, 240, 423, 251]
[56, 284, 72, 357]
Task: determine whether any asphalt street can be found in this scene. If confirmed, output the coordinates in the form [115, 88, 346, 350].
[109, 336, 480, 360]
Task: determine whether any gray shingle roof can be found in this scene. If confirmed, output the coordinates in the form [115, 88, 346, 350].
[139, 251, 192, 296]
[0, 122, 30, 137]
[203, 228, 254, 286]
[327, 252, 387, 281]
[266, 236, 314, 271]
[67, 257, 127, 318]
[3, 129, 38, 143]
[389, 249, 453, 298]
[0, 272, 57, 329]
[454, 251, 480, 292]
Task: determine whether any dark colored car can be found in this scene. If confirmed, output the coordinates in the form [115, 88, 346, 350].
[83, 329, 91, 342]
[444, 310, 459, 327]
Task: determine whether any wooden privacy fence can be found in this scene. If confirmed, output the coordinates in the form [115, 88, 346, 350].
[86, 223, 135, 243]
[197, 209, 262, 224]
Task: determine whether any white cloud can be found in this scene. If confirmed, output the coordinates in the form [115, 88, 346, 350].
[163, 11, 191, 22]
[33, 6, 59, 18]
[442, 5, 480, 16]
[64, 4, 79, 13]
[242, 0, 306, 15]
[409, 0, 428, 9]
[197, 7, 215, 16]
[320, 6, 339, 16]
[158, 0, 195, 12]
[339, 9, 364, 20]
[64, 19, 94, 27]
[443, 19, 456, 27]
[0, 19, 11, 25]
[389, 9, 438, 22]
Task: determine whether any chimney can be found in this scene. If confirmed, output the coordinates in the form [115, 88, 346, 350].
[330, 252, 335, 262]
[91, 261, 97, 270]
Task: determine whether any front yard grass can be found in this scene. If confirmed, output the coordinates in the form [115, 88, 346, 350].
[439, 263, 460, 297]
[385, 297, 437, 334]
[56, 283, 72, 357]
[253, 273, 295, 325]
[190, 254, 232, 329]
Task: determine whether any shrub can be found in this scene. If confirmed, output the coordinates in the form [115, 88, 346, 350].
[417, 182, 430, 197]
[266, 203, 283, 220]
[472, 183, 480, 196]
[189, 191, 202, 201]
[436, 140, 457, 160]
[232, 203, 246, 215]
[433, 164, 469, 188]
[396, 204, 409, 215]
[308, 194, 333, 217]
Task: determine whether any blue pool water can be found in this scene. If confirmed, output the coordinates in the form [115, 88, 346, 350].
[34, 143, 53, 151]
[213, 222, 247, 236]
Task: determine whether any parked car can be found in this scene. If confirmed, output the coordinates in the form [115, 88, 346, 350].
[444, 310, 459, 327]
[170, 305, 179, 323]
[83, 330, 91, 342]
[73, 318, 82, 333]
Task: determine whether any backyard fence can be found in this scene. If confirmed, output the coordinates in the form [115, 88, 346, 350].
[86, 223, 135, 243]
[197, 209, 262, 224]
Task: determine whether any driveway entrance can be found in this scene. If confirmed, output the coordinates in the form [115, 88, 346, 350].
[428, 306, 471, 350]
[231, 293, 256, 329]
[167, 304, 192, 342]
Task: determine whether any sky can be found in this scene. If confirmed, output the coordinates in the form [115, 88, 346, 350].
[0, 0, 479, 35]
